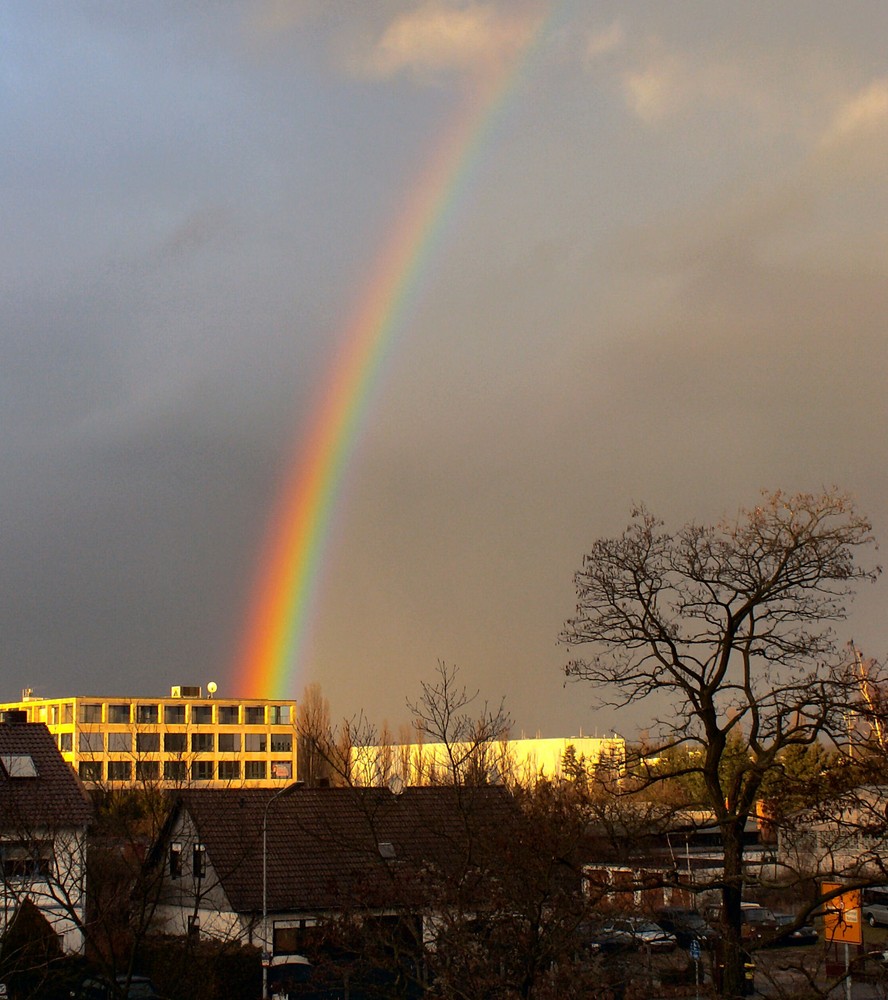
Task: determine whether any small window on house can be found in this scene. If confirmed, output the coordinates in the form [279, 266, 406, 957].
[244, 706, 265, 725]
[245, 733, 267, 752]
[136, 704, 159, 724]
[273, 920, 321, 956]
[193, 844, 206, 879]
[1, 841, 53, 879]
[79, 703, 102, 723]
[218, 733, 241, 753]
[108, 732, 132, 753]
[49, 705, 60, 725]
[62, 703, 74, 724]
[58, 732, 73, 753]
[136, 761, 159, 782]
[191, 760, 214, 781]
[191, 705, 212, 725]
[164, 705, 186, 725]
[218, 761, 240, 781]
[269, 706, 291, 725]
[107, 760, 132, 782]
[188, 914, 200, 938]
[245, 761, 267, 780]
[79, 761, 103, 781]
[164, 732, 187, 753]
[136, 732, 160, 753]
[107, 704, 130, 724]
[271, 761, 292, 779]
[217, 705, 239, 725]
[169, 842, 182, 878]
[191, 733, 214, 753]
[0, 755, 38, 778]
[164, 760, 187, 782]
[79, 731, 104, 753]
[270, 734, 292, 752]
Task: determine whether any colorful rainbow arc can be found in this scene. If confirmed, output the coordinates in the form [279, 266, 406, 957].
[234, 9, 559, 699]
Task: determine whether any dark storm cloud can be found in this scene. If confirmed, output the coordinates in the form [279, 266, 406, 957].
[1, 3, 886, 738]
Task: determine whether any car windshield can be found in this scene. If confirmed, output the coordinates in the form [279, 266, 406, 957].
[124, 983, 156, 999]
[634, 922, 662, 933]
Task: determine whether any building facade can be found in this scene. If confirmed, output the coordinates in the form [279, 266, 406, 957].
[350, 735, 626, 787]
[0, 687, 298, 789]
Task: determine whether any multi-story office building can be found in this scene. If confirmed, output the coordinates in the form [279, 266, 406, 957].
[0, 686, 298, 788]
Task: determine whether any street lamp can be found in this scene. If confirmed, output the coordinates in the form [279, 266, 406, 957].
[262, 781, 300, 1000]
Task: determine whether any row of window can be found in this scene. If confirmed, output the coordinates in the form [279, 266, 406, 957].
[77, 759, 294, 782]
[1, 841, 53, 879]
[73, 703, 291, 725]
[64, 732, 293, 754]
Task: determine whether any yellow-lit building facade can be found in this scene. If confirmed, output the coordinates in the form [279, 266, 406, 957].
[350, 735, 626, 787]
[0, 686, 297, 788]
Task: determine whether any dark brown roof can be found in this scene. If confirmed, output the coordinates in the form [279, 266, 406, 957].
[0, 721, 92, 829]
[175, 785, 520, 914]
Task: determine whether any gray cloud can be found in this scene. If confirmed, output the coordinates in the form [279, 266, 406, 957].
[1, 3, 885, 738]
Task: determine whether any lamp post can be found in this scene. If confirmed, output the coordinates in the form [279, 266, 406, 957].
[262, 781, 299, 1000]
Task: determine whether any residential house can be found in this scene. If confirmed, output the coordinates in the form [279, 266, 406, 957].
[149, 785, 532, 978]
[0, 710, 93, 953]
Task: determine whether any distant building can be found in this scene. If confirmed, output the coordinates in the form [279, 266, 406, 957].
[778, 785, 888, 879]
[0, 687, 298, 789]
[0, 710, 92, 952]
[349, 734, 626, 787]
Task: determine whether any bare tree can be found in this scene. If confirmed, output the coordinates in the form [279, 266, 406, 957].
[560, 489, 880, 996]
[296, 683, 333, 787]
[408, 662, 511, 787]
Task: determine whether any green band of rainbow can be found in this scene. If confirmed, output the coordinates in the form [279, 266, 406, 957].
[233, 7, 560, 699]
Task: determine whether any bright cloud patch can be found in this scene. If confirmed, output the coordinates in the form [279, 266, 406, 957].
[622, 56, 686, 123]
[823, 78, 888, 143]
[365, 2, 536, 79]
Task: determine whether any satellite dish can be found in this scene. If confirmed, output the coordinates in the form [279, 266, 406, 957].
[207, 681, 218, 697]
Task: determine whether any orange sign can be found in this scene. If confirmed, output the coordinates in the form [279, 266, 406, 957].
[822, 882, 862, 945]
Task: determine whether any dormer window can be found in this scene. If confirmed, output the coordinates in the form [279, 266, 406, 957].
[0, 755, 37, 778]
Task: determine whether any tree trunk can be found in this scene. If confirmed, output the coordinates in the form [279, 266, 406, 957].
[720, 822, 747, 998]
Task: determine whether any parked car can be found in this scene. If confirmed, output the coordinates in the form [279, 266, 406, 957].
[575, 921, 633, 956]
[656, 907, 719, 950]
[862, 886, 888, 927]
[769, 912, 819, 947]
[597, 918, 677, 953]
[73, 975, 160, 1000]
[704, 902, 780, 944]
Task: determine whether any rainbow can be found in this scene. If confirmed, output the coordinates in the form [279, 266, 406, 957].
[234, 8, 560, 699]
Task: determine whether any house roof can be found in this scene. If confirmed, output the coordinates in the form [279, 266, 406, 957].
[0, 721, 92, 829]
[171, 784, 521, 914]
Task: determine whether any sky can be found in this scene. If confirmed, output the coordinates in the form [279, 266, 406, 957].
[2, 1, 887, 740]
